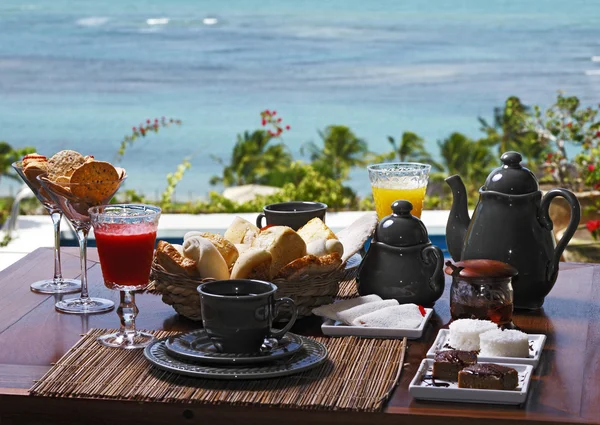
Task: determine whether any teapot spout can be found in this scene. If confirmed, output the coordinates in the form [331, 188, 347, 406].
[445, 175, 471, 261]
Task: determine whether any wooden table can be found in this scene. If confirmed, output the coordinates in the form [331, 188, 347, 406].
[0, 248, 598, 425]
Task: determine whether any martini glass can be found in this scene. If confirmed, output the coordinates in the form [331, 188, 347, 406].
[11, 162, 81, 294]
[38, 174, 126, 314]
[90, 204, 160, 349]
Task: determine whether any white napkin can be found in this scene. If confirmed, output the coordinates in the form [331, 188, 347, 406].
[351, 304, 423, 328]
[312, 295, 382, 321]
[337, 299, 399, 325]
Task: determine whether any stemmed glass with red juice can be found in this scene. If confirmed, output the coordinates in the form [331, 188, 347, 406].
[90, 204, 161, 349]
[95, 223, 157, 290]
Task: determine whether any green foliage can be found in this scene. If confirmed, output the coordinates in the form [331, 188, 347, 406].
[386, 132, 443, 170]
[302, 126, 371, 181]
[116, 189, 147, 204]
[170, 163, 358, 214]
[0, 141, 35, 182]
[479, 96, 547, 171]
[435, 132, 496, 193]
[210, 130, 293, 187]
[161, 158, 191, 209]
[358, 194, 375, 211]
[116, 118, 182, 162]
[529, 92, 600, 191]
[275, 163, 358, 210]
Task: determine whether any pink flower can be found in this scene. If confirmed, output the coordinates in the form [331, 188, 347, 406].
[589, 164, 596, 172]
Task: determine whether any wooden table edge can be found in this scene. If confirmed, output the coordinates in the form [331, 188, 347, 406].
[0, 394, 595, 425]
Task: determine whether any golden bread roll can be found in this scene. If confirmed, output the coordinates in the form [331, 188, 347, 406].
[230, 248, 272, 280]
[155, 240, 199, 277]
[275, 252, 342, 280]
[184, 231, 239, 268]
[306, 238, 344, 257]
[183, 236, 229, 280]
[297, 217, 337, 244]
[252, 226, 307, 278]
[172, 243, 184, 255]
[224, 216, 260, 244]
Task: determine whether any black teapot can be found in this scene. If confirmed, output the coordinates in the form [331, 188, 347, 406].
[357, 200, 444, 306]
[445, 151, 581, 310]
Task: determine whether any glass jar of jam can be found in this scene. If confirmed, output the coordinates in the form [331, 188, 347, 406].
[445, 259, 517, 326]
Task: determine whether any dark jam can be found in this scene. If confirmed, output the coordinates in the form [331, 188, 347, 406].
[450, 301, 513, 326]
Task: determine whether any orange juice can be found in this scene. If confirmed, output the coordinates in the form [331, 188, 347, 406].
[372, 185, 426, 219]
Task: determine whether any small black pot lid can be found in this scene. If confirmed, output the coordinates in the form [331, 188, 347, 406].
[376, 200, 429, 247]
[483, 151, 539, 194]
[445, 259, 518, 279]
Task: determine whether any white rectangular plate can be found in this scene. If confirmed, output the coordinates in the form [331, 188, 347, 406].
[320, 308, 433, 339]
[409, 358, 533, 405]
[426, 329, 546, 368]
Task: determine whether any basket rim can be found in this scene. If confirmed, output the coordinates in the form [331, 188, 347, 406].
[151, 258, 346, 285]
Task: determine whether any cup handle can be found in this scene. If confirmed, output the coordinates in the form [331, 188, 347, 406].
[269, 297, 297, 339]
[256, 213, 266, 229]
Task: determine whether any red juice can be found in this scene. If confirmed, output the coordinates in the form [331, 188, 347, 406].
[94, 223, 157, 290]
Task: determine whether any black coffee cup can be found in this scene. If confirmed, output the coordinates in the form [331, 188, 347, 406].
[256, 201, 327, 231]
[197, 280, 298, 353]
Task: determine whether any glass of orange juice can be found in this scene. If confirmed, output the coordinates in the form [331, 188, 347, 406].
[368, 162, 431, 219]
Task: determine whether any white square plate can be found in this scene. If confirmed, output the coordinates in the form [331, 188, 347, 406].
[320, 308, 433, 339]
[426, 329, 546, 368]
[409, 358, 533, 405]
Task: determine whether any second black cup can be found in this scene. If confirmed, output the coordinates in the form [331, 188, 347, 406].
[256, 201, 327, 231]
[197, 279, 297, 353]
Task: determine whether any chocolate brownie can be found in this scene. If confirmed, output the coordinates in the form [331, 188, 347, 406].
[432, 350, 477, 381]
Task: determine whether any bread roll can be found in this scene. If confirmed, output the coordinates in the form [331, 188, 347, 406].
[224, 216, 260, 244]
[172, 244, 184, 256]
[184, 231, 239, 268]
[306, 238, 344, 257]
[155, 241, 199, 277]
[183, 236, 229, 280]
[275, 252, 342, 280]
[252, 226, 307, 278]
[235, 244, 252, 256]
[230, 248, 272, 280]
[297, 218, 337, 244]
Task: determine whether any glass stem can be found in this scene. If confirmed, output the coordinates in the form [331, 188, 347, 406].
[76, 228, 90, 300]
[50, 210, 63, 282]
[118, 291, 138, 337]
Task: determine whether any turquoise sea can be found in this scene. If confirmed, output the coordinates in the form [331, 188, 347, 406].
[1, 0, 600, 199]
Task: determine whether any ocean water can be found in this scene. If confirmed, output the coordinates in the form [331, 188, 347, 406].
[1, 0, 599, 199]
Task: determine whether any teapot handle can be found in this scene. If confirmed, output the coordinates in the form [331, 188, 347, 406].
[421, 245, 444, 295]
[540, 189, 581, 282]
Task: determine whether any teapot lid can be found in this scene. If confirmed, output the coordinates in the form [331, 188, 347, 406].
[376, 200, 429, 247]
[483, 151, 539, 194]
[444, 259, 518, 279]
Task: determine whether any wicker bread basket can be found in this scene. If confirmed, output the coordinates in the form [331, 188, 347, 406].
[150, 259, 345, 321]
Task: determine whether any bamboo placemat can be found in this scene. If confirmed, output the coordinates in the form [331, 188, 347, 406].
[30, 329, 406, 412]
[337, 268, 359, 298]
